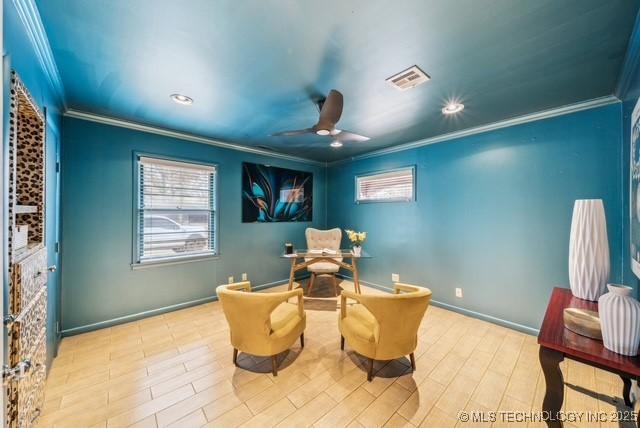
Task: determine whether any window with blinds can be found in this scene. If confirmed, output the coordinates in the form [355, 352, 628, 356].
[135, 156, 217, 264]
[355, 166, 415, 203]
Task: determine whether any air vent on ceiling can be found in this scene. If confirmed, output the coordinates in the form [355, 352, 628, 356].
[386, 65, 430, 91]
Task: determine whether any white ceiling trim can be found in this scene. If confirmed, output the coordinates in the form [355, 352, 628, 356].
[13, 0, 66, 108]
[64, 109, 326, 166]
[329, 95, 621, 166]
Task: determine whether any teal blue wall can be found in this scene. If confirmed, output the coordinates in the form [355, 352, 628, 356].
[327, 104, 625, 332]
[4, 2, 63, 365]
[61, 104, 627, 335]
[60, 117, 327, 333]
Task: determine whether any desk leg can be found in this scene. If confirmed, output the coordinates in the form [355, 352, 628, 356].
[539, 347, 564, 428]
[621, 376, 633, 407]
[352, 258, 361, 294]
[288, 258, 297, 291]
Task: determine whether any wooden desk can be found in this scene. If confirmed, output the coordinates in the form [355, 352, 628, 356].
[538, 287, 640, 427]
[282, 250, 370, 294]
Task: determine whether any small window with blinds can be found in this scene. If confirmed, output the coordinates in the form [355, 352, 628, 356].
[355, 166, 415, 203]
[135, 155, 217, 265]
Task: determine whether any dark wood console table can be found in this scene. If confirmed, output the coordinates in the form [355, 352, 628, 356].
[538, 287, 639, 427]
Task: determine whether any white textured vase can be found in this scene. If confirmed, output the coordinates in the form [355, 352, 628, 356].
[599, 284, 640, 356]
[568, 199, 610, 301]
[352, 246, 362, 257]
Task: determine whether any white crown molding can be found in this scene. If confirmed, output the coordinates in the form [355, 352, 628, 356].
[64, 109, 326, 166]
[328, 95, 621, 166]
[615, 9, 640, 100]
[12, 0, 66, 108]
[68, 94, 619, 168]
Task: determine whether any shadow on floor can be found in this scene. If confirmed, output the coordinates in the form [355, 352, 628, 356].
[565, 383, 636, 428]
[232, 349, 302, 377]
[346, 351, 413, 379]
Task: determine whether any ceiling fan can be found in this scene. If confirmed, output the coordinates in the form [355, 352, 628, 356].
[271, 89, 370, 143]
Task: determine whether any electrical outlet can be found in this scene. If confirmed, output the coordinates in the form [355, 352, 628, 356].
[391, 273, 400, 282]
[241, 273, 248, 281]
[455, 288, 463, 298]
[228, 276, 234, 284]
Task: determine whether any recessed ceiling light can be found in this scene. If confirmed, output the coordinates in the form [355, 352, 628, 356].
[442, 102, 464, 115]
[316, 129, 331, 136]
[330, 141, 343, 148]
[170, 93, 194, 105]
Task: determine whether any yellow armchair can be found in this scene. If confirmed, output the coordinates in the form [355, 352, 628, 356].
[339, 283, 432, 381]
[216, 281, 306, 376]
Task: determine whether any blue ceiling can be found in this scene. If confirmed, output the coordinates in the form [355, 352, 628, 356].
[36, 0, 639, 162]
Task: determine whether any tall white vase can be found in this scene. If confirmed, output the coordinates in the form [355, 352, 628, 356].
[568, 199, 610, 301]
[599, 284, 640, 356]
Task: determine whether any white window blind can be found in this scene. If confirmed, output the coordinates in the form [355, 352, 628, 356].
[136, 156, 217, 263]
[355, 167, 415, 203]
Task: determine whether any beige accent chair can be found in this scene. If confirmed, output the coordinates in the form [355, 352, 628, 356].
[339, 283, 432, 381]
[216, 281, 306, 376]
[305, 227, 342, 296]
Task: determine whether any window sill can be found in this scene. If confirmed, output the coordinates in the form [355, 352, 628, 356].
[131, 253, 219, 270]
[355, 198, 414, 204]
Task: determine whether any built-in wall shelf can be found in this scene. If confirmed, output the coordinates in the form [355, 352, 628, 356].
[8, 70, 46, 261]
[6, 71, 48, 427]
[15, 205, 38, 214]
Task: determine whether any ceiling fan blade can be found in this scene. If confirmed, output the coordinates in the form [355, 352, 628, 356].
[270, 128, 314, 137]
[317, 89, 343, 130]
[334, 130, 370, 142]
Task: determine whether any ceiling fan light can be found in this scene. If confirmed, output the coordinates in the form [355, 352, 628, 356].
[316, 129, 331, 136]
[330, 141, 343, 148]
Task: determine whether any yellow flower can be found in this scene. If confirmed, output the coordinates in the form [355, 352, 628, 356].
[344, 229, 367, 245]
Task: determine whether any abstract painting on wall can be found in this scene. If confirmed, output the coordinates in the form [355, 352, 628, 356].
[631, 98, 640, 278]
[242, 162, 313, 222]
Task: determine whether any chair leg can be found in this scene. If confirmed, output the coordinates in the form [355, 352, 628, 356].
[233, 348, 238, 366]
[300, 333, 305, 348]
[307, 273, 316, 296]
[271, 355, 278, 376]
[410, 352, 416, 371]
[340, 335, 345, 350]
[367, 358, 374, 382]
[331, 274, 338, 296]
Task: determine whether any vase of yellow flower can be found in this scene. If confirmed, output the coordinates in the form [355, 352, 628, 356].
[346, 229, 367, 257]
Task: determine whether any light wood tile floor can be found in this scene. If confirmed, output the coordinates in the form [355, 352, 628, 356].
[38, 279, 637, 428]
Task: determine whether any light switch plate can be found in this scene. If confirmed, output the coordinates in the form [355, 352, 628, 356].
[391, 273, 400, 282]
[228, 276, 234, 284]
[241, 273, 248, 281]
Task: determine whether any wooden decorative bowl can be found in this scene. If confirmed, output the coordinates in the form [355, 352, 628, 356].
[563, 307, 602, 340]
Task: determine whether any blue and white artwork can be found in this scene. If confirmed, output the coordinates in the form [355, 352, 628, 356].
[631, 98, 640, 278]
[242, 162, 313, 222]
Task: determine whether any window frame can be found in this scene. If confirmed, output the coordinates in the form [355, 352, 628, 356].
[131, 152, 219, 269]
[354, 165, 416, 204]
